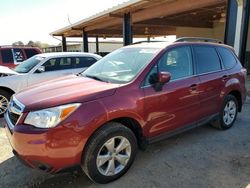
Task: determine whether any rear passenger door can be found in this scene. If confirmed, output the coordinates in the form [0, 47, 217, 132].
[193, 45, 228, 118]
[27, 57, 74, 86]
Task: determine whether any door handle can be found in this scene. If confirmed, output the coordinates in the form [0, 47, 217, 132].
[189, 84, 197, 91]
[222, 75, 229, 81]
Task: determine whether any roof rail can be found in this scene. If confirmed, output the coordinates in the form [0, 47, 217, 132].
[132, 40, 166, 45]
[175, 37, 223, 44]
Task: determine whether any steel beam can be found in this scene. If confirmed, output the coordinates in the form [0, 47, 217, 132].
[123, 13, 133, 46]
[62, 36, 67, 52]
[82, 31, 89, 52]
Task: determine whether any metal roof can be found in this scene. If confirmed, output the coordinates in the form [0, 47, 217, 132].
[50, 0, 227, 38]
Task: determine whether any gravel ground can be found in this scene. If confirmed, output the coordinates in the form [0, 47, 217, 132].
[1, 97, 250, 188]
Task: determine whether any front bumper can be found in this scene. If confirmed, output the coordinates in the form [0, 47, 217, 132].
[4, 113, 84, 173]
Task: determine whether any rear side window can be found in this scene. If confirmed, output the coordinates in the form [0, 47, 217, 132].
[193, 46, 221, 74]
[74, 57, 97, 68]
[1, 49, 13, 63]
[217, 47, 237, 69]
[13, 48, 25, 62]
[24, 49, 39, 58]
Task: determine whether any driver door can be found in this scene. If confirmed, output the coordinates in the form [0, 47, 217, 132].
[142, 46, 201, 138]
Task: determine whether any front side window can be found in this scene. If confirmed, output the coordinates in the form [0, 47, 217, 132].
[1, 49, 13, 63]
[14, 56, 45, 73]
[158, 46, 193, 80]
[82, 48, 160, 83]
[193, 46, 221, 74]
[43, 57, 73, 72]
[217, 47, 237, 69]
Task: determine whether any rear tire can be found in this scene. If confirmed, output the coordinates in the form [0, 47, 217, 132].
[211, 94, 238, 130]
[82, 122, 137, 184]
[0, 89, 11, 118]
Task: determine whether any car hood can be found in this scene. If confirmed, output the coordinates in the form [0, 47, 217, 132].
[0, 66, 18, 76]
[15, 75, 120, 112]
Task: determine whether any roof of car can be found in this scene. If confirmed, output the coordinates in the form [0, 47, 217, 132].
[37, 52, 102, 59]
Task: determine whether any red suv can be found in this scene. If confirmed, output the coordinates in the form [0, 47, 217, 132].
[0, 46, 41, 68]
[4, 40, 247, 183]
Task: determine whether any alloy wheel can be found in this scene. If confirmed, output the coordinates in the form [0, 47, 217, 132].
[0, 95, 8, 115]
[96, 136, 131, 176]
[223, 100, 237, 126]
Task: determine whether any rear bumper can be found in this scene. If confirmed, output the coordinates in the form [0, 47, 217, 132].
[4, 115, 84, 174]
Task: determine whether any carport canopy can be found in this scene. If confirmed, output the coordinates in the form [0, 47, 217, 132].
[51, 0, 227, 39]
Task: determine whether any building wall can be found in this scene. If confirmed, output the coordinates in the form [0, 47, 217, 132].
[43, 42, 123, 54]
[176, 21, 225, 41]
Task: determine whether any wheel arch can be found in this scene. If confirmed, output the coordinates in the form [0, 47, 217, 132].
[227, 90, 242, 112]
[0, 86, 15, 96]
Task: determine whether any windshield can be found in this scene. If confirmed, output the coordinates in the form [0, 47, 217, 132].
[82, 48, 160, 83]
[14, 56, 45, 73]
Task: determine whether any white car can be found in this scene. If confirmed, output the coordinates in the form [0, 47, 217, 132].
[0, 52, 102, 116]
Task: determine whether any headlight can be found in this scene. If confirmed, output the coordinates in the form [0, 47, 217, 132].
[24, 103, 81, 128]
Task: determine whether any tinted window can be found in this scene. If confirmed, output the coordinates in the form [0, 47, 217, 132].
[158, 46, 193, 80]
[24, 49, 39, 58]
[13, 48, 25, 62]
[194, 46, 221, 74]
[1, 49, 13, 63]
[74, 57, 97, 68]
[217, 47, 237, 69]
[43, 57, 73, 72]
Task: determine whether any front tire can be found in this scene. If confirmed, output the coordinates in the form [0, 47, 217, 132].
[82, 122, 137, 184]
[0, 89, 11, 118]
[211, 94, 238, 130]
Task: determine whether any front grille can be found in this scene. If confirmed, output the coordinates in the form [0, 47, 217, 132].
[8, 111, 20, 125]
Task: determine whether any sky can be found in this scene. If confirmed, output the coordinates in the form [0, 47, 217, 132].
[0, 0, 128, 45]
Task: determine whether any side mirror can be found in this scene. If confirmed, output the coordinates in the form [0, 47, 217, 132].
[158, 72, 171, 84]
[153, 72, 171, 91]
[36, 66, 45, 73]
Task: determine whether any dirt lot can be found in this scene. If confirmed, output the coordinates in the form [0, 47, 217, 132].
[1, 96, 250, 188]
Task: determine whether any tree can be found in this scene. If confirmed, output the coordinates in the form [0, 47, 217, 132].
[12, 41, 24, 46]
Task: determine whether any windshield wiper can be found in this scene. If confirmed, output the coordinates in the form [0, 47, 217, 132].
[83, 74, 108, 83]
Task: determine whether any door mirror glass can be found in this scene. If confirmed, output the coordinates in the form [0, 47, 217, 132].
[158, 72, 171, 84]
[36, 66, 45, 73]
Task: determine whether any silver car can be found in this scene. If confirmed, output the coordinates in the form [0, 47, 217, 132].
[0, 52, 102, 116]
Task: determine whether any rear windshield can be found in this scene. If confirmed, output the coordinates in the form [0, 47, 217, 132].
[24, 49, 40, 58]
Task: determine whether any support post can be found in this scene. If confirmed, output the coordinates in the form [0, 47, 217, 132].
[96, 36, 99, 54]
[123, 13, 133, 46]
[82, 31, 89, 52]
[62, 36, 67, 52]
[238, 0, 250, 65]
[224, 0, 238, 47]
[147, 36, 150, 42]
